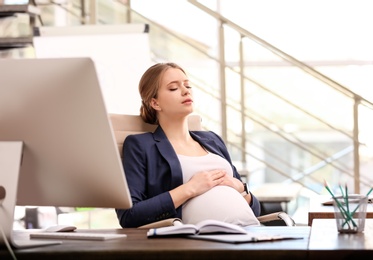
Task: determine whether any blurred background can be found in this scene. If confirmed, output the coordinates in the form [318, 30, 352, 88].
[2, 0, 372, 227]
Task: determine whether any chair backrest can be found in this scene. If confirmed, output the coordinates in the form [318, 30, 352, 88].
[109, 114, 202, 158]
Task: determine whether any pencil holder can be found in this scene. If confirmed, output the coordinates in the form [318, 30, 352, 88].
[333, 195, 368, 233]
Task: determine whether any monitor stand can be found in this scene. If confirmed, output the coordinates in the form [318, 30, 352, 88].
[0, 142, 61, 249]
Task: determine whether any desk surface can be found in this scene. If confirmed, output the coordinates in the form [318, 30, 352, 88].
[3, 226, 310, 260]
[309, 219, 373, 258]
[3, 221, 373, 259]
[308, 195, 373, 226]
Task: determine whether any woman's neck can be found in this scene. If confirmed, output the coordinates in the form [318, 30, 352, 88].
[159, 117, 206, 156]
[159, 118, 190, 143]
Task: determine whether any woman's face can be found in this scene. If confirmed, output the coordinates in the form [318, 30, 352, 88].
[151, 67, 194, 119]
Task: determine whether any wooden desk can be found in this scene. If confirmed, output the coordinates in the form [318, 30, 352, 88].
[308, 219, 373, 258]
[4, 222, 373, 259]
[308, 195, 373, 226]
[3, 226, 311, 260]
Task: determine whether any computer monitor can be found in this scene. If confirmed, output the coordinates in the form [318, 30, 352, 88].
[0, 57, 132, 247]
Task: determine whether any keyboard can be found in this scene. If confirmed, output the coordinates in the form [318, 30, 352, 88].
[30, 232, 127, 241]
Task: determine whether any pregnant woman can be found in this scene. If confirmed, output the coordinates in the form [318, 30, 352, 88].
[116, 62, 261, 228]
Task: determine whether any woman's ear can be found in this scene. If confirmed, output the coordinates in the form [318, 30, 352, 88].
[150, 98, 161, 111]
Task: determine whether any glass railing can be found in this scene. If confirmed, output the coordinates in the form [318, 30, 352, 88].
[186, 0, 373, 195]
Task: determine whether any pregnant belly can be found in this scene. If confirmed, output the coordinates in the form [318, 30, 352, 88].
[182, 186, 260, 227]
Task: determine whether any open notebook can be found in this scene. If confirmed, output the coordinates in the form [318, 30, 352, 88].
[147, 219, 304, 244]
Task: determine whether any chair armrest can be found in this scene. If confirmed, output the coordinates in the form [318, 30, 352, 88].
[257, 212, 296, 226]
[138, 218, 182, 229]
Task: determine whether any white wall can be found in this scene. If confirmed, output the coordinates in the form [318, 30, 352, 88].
[33, 24, 152, 114]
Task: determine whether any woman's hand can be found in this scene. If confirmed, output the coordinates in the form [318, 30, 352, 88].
[186, 169, 226, 197]
[170, 169, 251, 208]
[219, 172, 253, 205]
[169, 169, 226, 209]
[218, 172, 245, 192]
[186, 170, 245, 196]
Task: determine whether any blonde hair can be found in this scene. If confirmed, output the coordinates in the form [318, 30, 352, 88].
[139, 62, 186, 124]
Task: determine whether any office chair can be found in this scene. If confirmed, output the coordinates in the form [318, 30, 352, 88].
[109, 113, 296, 228]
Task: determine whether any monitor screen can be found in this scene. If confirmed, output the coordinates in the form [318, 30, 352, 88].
[0, 57, 132, 210]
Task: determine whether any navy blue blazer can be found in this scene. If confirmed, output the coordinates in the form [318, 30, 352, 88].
[116, 126, 261, 228]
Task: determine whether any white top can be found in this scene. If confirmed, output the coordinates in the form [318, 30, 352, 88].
[178, 153, 259, 227]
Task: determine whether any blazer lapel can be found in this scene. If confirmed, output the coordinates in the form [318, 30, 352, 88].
[153, 127, 183, 187]
[190, 132, 224, 158]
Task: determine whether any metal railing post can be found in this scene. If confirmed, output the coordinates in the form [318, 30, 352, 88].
[89, 0, 97, 24]
[218, 21, 227, 142]
[353, 97, 361, 193]
[239, 35, 247, 167]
